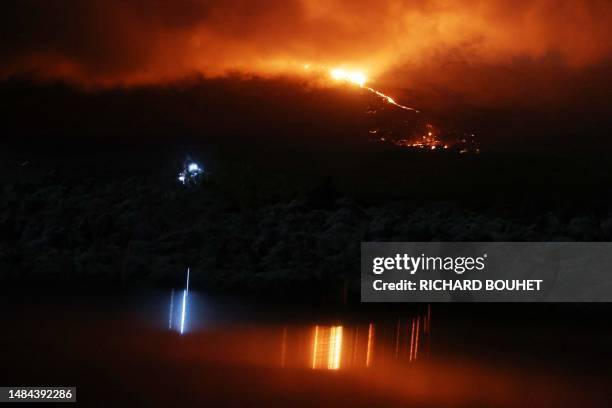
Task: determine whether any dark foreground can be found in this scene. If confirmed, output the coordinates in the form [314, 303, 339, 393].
[4, 147, 612, 300]
[3, 78, 612, 297]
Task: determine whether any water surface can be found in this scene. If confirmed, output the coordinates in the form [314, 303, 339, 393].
[1, 291, 610, 407]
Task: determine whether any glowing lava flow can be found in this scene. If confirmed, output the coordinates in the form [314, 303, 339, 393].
[314, 64, 478, 151]
[329, 68, 419, 113]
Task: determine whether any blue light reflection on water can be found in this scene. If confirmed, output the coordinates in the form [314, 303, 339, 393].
[166, 290, 211, 334]
[180, 268, 190, 334]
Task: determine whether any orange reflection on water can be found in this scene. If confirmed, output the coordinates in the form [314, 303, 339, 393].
[306, 316, 427, 370]
[280, 326, 288, 367]
[312, 325, 343, 370]
[366, 323, 374, 367]
[410, 317, 421, 361]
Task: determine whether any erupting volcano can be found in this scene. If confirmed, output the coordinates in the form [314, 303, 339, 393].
[327, 67, 418, 112]
[308, 65, 479, 153]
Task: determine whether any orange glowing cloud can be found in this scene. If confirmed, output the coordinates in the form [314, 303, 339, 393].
[0, 0, 610, 90]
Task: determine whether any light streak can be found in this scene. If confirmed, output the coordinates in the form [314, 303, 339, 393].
[312, 325, 343, 370]
[409, 318, 415, 362]
[329, 326, 343, 370]
[408, 317, 422, 362]
[312, 325, 319, 369]
[168, 289, 175, 329]
[180, 267, 190, 335]
[180, 291, 187, 334]
[414, 317, 420, 360]
[366, 323, 374, 367]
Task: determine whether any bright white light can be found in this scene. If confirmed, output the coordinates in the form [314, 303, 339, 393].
[180, 290, 187, 334]
[347, 72, 366, 87]
[178, 158, 205, 186]
[330, 68, 367, 87]
[180, 267, 190, 335]
[331, 68, 347, 81]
